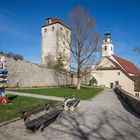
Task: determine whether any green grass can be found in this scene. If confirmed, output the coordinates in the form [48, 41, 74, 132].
[0, 95, 57, 123]
[9, 87, 103, 100]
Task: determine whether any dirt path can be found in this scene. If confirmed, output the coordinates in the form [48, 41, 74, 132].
[1, 88, 140, 140]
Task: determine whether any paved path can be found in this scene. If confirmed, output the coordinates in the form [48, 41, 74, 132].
[1, 88, 140, 140]
[6, 91, 64, 101]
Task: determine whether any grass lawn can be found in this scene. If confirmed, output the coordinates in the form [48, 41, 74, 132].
[0, 95, 57, 123]
[8, 87, 103, 100]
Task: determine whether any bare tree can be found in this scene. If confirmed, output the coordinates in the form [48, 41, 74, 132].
[65, 6, 100, 89]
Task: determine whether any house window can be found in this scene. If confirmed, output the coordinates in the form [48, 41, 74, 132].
[115, 81, 119, 85]
[118, 72, 120, 75]
[135, 93, 139, 97]
[52, 26, 54, 31]
[44, 28, 47, 33]
[104, 46, 107, 51]
[61, 27, 63, 30]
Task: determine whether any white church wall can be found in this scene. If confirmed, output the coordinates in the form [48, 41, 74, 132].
[99, 57, 116, 67]
[92, 69, 135, 95]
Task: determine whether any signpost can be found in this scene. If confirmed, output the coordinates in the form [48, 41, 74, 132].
[0, 56, 8, 104]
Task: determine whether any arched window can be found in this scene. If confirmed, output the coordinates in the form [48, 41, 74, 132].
[44, 28, 47, 33]
[104, 46, 107, 51]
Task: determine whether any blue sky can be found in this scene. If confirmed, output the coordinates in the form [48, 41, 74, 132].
[0, 0, 140, 67]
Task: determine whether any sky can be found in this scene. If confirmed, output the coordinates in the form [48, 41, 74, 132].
[0, 0, 140, 67]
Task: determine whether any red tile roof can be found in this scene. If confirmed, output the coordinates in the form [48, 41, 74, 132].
[112, 55, 139, 75]
[42, 18, 71, 30]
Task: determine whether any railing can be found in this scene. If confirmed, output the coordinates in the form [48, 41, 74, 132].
[114, 87, 140, 115]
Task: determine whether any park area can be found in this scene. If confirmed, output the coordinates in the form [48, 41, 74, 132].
[0, 95, 56, 123]
[8, 87, 103, 100]
[0, 87, 103, 123]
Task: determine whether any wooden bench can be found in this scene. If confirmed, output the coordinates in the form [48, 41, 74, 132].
[24, 109, 63, 132]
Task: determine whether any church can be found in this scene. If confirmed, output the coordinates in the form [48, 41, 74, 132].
[91, 31, 140, 97]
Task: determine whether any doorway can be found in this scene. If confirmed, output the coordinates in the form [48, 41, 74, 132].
[110, 83, 113, 88]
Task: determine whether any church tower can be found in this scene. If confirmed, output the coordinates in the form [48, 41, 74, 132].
[41, 18, 71, 70]
[102, 31, 114, 57]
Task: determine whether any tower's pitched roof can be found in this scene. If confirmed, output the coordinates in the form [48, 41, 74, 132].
[42, 18, 71, 30]
[112, 55, 139, 75]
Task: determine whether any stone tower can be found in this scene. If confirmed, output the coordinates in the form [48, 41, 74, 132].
[102, 31, 114, 57]
[41, 18, 71, 70]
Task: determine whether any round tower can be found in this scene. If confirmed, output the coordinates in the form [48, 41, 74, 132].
[102, 31, 114, 57]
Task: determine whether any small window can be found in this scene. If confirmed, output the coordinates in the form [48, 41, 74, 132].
[52, 26, 54, 31]
[104, 46, 107, 51]
[44, 28, 47, 33]
[63, 41, 65, 45]
[115, 81, 119, 85]
[61, 27, 63, 30]
[66, 30, 68, 35]
[135, 93, 139, 97]
[111, 47, 112, 51]
[118, 72, 120, 75]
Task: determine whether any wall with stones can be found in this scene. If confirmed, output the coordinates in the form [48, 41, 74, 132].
[3, 55, 73, 88]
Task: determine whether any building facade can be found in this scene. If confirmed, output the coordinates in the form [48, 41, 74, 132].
[41, 18, 71, 70]
[91, 31, 140, 97]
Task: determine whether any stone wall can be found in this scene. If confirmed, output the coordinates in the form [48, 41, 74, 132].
[3, 55, 73, 88]
[114, 87, 140, 115]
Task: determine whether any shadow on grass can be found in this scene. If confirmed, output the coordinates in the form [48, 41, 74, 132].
[8, 95, 18, 101]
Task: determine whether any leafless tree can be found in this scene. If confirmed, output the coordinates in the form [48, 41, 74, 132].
[63, 6, 100, 89]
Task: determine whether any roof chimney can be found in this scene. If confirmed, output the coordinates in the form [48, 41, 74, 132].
[46, 17, 53, 25]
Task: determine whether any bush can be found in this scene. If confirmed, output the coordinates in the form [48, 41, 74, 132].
[0, 51, 24, 60]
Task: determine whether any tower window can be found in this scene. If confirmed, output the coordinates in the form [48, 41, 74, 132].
[44, 28, 47, 32]
[66, 30, 68, 35]
[111, 47, 112, 51]
[104, 46, 107, 51]
[52, 26, 54, 31]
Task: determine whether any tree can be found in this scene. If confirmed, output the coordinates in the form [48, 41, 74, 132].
[53, 53, 65, 71]
[64, 6, 100, 89]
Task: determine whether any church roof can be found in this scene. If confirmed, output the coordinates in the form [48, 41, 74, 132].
[112, 55, 139, 75]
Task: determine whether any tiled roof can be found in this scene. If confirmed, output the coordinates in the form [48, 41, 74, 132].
[112, 55, 139, 75]
[42, 18, 71, 30]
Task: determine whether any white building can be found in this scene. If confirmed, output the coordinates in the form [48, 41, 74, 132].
[41, 18, 71, 70]
[91, 31, 140, 97]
